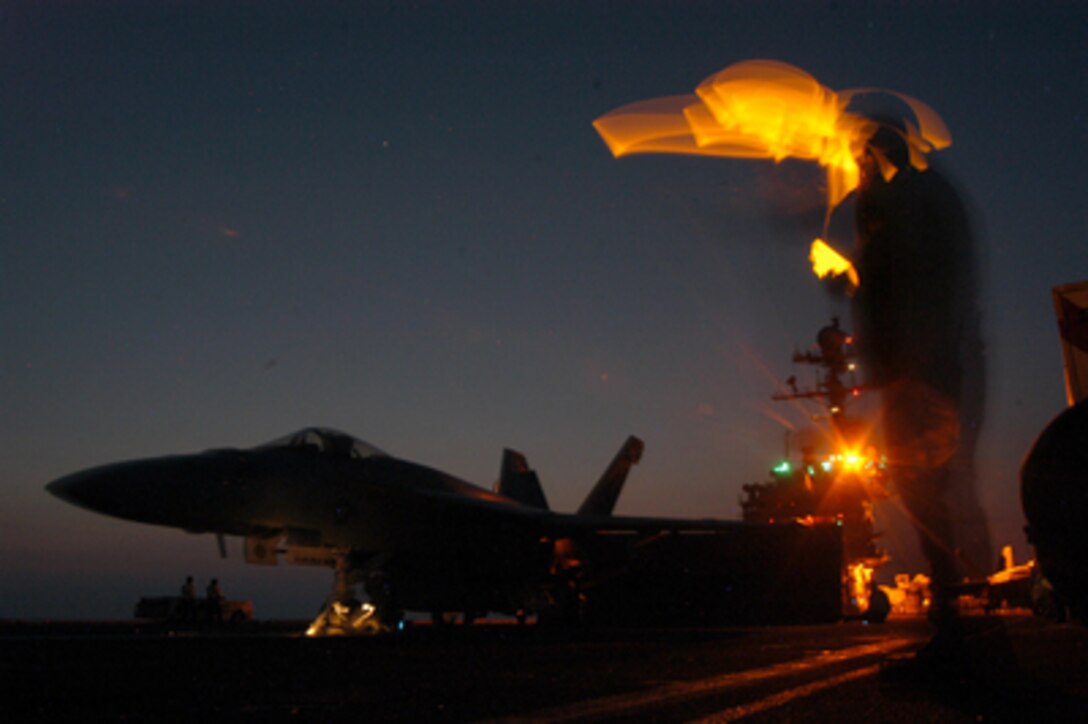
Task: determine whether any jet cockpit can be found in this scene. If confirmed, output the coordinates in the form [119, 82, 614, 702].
[258, 427, 387, 459]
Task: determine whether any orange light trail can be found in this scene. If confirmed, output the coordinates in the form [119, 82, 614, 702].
[594, 60, 951, 286]
[593, 59, 950, 212]
[809, 238, 859, 288]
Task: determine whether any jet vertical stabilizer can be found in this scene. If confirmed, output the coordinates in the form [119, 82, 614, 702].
[577, 436, 644, 516]
[495, 449, 550, 510]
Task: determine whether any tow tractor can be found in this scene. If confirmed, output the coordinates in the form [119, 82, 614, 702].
[134, 595, 254, 627]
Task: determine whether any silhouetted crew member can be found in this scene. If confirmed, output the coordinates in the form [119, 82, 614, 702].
[206, 578, 224, 624]
[865, 580, 891, 624]
[181, 575, 196, 621]
[851, 121, 991, 616]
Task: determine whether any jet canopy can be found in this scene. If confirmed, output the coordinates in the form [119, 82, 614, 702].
[259, 428, 387, 459]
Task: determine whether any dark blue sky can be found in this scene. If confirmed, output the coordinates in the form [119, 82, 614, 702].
[3, 1, 1086, 617]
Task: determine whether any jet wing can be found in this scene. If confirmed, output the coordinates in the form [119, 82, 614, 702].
[544, 512, 802, 537]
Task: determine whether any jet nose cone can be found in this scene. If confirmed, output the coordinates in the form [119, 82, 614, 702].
[46, 467, 118, 513]
[46, 459, 176, 522]
[45, 454, 233, 530]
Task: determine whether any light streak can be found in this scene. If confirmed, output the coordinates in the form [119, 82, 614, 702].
[594, 59, 950, 213]
[492, 638, 919, 723]
[810, 238, 859, 288]
[594, 60, 951, 286]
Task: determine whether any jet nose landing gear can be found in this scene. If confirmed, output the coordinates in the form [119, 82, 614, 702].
[305, 551, 402, 636]
[306, 600, 386, 636]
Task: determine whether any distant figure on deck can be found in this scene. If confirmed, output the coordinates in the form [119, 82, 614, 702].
[180, 575, 196, 621]
[851, 120, 992, 618]
[206, 578, 224, 624]
[865, 581, 891, 624]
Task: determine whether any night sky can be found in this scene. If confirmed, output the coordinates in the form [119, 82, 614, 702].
[3, 1, 1086, 618]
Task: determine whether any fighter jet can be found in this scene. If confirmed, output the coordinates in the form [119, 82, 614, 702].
[44, 427, 628, 631]
[47, 427, 844, 632]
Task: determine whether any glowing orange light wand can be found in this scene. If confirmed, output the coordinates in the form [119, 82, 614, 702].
[593, 59, 951, 286]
